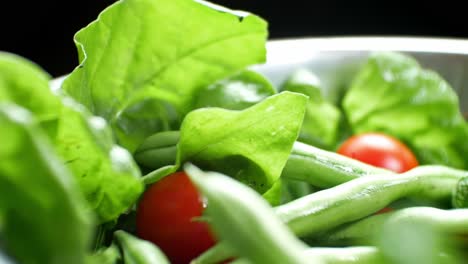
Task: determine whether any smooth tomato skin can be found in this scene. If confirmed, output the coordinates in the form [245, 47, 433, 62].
[136, 171, 216, 264]
[337, 133, 418, 173]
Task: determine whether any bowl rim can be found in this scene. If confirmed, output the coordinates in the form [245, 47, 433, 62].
[264, 36, 468, 67]
[267, 36, 468, 53]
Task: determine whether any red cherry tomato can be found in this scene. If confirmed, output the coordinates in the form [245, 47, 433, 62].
[136, 171, 216, 264]
[337, 132, 418, 173]
[338, 133, 419, 214]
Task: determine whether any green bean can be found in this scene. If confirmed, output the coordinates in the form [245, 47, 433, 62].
[134, 131, 179, 169]
[453, 177, 468, 208]
[135, 132, 390, 187]
[283, 142, 392, 188]
[185, 164, 319, 264]
[193, 244, 463, 264]
[85, 243, 121, 264]
[228, 247, 386, 264]
[141, 165, 175, 185]
[114, 230, 169, 264]
[228, 259, 252, 264]
[315, 207, 468, 245]
[303, 247, 386, 264]
[275, 166, 467, 237]
[303, 247, 462, 264]
[190, 242, 234, 264]
[226, 247, 387, 264]
[281, 178, 317, 204]
[311, 213, 389, 246]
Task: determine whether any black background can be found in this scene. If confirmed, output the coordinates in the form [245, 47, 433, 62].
[1, 1, 466, 77]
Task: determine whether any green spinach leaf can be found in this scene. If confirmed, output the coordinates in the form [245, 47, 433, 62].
[62, 0, 268, 151]
[177, 92, 307, 194]
[193, 70, 276, 110]
[343, 52, 468, 169]
[262, 179, 282, 206]
[0, 53, 143, 223]
[0, 104, 92, 264]
[0, 52, 61, 137]
[281, 69, 341, 150]
[54, 100, 143, 222]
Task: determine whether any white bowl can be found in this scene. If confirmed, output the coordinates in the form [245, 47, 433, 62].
[253, 37, 468, 111]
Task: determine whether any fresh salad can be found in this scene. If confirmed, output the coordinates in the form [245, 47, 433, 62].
[1, 0, 468, 263]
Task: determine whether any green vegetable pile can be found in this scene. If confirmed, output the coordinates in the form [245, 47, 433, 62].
[1, 0, 468, 263]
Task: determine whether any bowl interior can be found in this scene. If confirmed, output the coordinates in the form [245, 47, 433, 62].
[254, 37, 468, 112]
